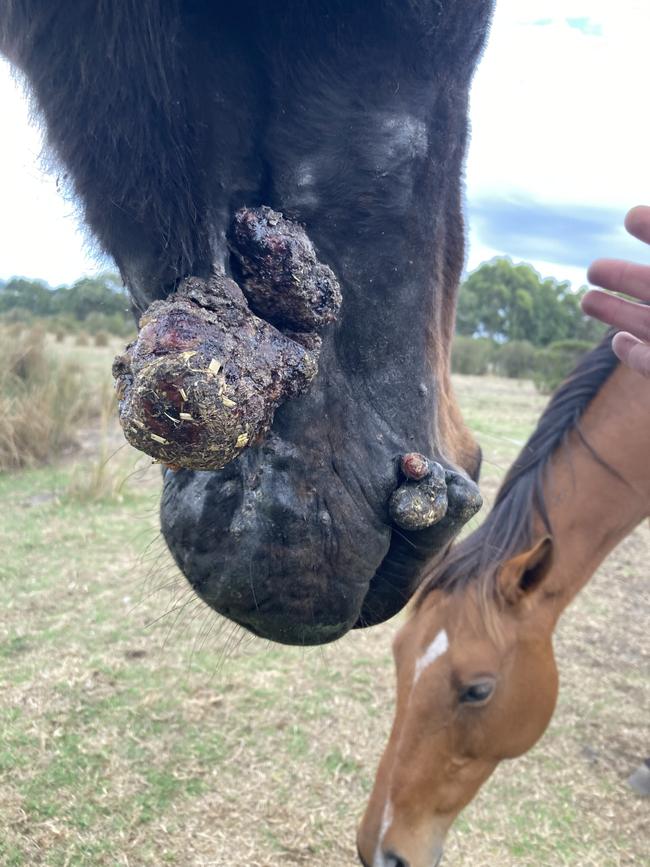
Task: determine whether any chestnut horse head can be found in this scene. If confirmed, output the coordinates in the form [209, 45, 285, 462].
[358, 335, 650, 867]
[1, 1, 495, 644]
[357, 544, 559, 867]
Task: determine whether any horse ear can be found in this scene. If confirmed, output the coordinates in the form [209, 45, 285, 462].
[498, 536, 553, 607]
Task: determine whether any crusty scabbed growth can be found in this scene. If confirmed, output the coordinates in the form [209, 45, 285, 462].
[389, 459, 449, 531]
[113, 275, 318, 471]
[389, 454, 482, 531]
[231, 207, 342, 332]
[113, 207, 342, 471]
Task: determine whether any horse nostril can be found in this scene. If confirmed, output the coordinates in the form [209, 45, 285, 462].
[444, 470, 482, 522]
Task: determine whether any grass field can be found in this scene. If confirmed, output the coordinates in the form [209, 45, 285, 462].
[0, 344, 648, 866]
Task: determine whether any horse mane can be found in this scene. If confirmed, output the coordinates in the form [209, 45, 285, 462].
[419, 331, 619, 604]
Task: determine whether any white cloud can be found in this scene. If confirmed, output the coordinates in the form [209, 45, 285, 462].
[467, 0, 650, 209]
[465, 0, 650, 278]
[0, 63, 104, 285]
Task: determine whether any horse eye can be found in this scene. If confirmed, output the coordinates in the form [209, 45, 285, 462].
[459, 679, 495, 705]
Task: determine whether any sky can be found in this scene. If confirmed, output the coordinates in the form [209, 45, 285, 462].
[1, 0, 649, 289]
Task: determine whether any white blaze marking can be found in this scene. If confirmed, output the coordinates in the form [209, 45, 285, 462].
[414, 629, 449, 684]
[370, 632, 448, 866]
[373, 799, 394, 867]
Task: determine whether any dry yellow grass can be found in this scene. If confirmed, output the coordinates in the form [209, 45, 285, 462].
[0, 326, 117, 470]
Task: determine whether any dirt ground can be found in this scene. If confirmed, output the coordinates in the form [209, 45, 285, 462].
[0, 364, 648, 866]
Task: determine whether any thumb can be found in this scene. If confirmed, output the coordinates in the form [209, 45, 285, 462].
[612, 331, 650, 378]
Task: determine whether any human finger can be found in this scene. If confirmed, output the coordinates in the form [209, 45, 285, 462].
[612, 331, 650, 378]
[624, 205, 650, 245]
[587, 258, 650, 302]
[581, 289, 650, 342]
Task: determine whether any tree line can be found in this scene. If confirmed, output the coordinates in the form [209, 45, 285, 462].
[456, 257, 604, 345]
[453, 257, 606, 392]
[0, 272, 134, 337]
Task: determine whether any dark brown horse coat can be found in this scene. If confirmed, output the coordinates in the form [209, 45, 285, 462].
[1, 1, 494, 643]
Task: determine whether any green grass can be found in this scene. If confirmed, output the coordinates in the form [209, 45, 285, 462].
[0, 373, 647, 866]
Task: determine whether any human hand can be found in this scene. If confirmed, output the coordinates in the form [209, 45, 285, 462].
[582, 205, 650, 377]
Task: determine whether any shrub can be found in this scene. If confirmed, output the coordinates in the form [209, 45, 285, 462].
[1, 306, 33, 325]
[65, 389, 123, 503]
[5, 321, 27, 340]
[0, 326, 98, 470]
[451, 337, 494, 375]
[534, 339, 594, 393]
[94, 330, 110, 347]
[45, 314, 78, 338]
[6, 325, 48, 383]
[493, 340, 538, 379]
[84, 310, 135, 339]
[75, 332, 90, 346]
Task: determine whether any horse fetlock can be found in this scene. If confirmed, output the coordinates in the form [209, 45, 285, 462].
[112, 273, 319, 471]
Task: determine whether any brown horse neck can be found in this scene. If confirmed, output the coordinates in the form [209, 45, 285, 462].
[539, 361, 650, 622]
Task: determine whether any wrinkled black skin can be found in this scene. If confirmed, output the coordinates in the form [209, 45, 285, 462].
[2, 0, 491, 644]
